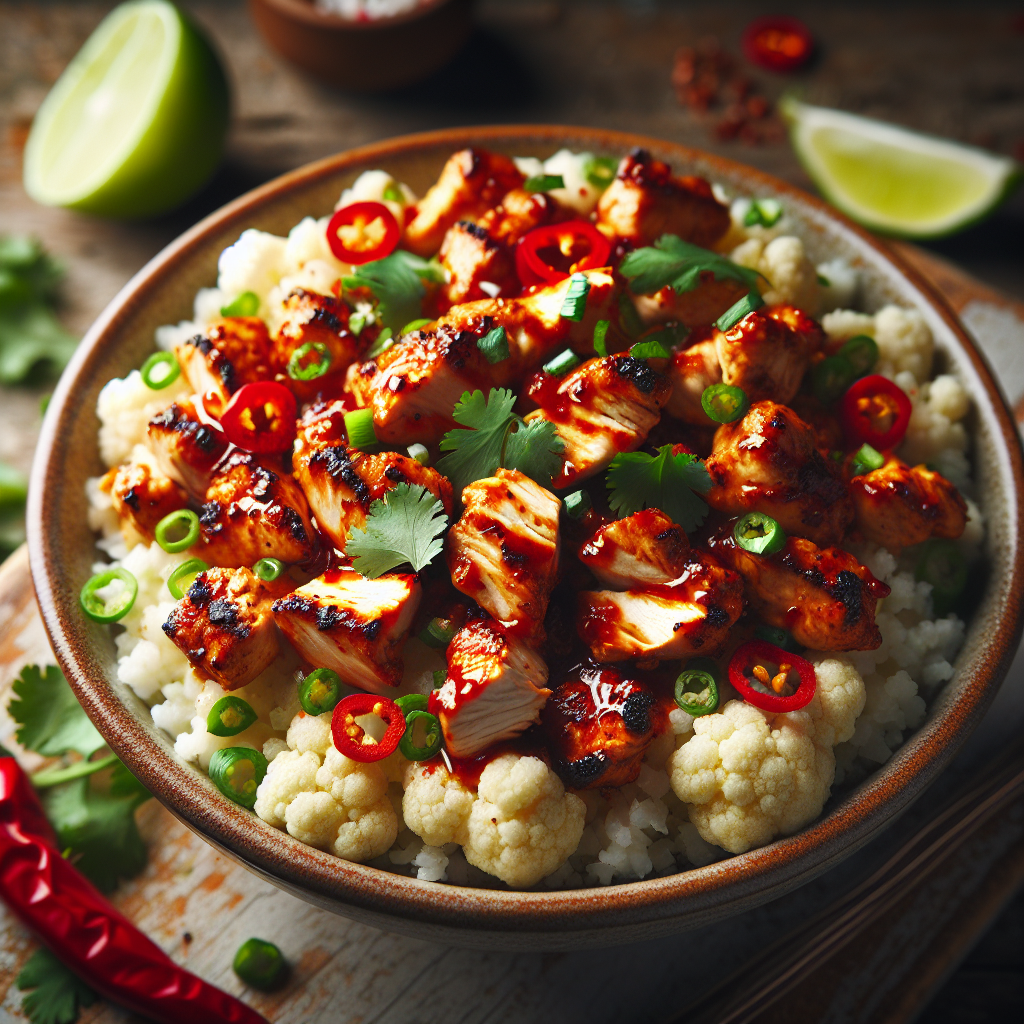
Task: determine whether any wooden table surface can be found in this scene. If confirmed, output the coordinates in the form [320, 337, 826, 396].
[1, 3, 1023, 1022]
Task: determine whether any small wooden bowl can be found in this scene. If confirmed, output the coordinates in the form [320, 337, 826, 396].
[247, 0, 474, 91]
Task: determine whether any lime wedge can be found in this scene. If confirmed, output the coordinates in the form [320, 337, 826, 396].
[782, 98, 1021, 238]
[23, 0, 229, 219]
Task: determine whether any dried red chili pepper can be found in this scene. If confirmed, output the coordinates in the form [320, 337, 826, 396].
[0, 755, 267, 1024]
[515, 221, 612, 285]
[728, 640, 817, 713]
[331, 693, 405, 762]
[840, 374, 912, 450]
[219, 381, 297, 454]
[326, 201, 400, 265]
[742, 16, 814, 73]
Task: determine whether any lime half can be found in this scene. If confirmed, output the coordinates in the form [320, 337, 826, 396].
[23, 0, 229, 219]
[783, 98, 1021, 238]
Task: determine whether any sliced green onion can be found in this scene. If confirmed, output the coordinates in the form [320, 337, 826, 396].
[366, 327, 394, 359]
[220, 291, 260, 318]
[155, 509, 200, 554]
[477, 325, 510, 364]
[407, 443, 430, 466]
[629, 338, 671, 360]
[432, 669, 447, 689]
[618, 292, 644, 337]
[382, 180, 404, 203]
[401, 318, 432, 335]
[839, 335, 879, 378]
[734, 512, 786, 555]
[80, 568, 138, 623]
[543, 348, 580, 376]
[915, 539, 968, 609]
[701, 383, 749, 424]
[674, 670, 719, 717]
[560, 273, 590, 322]
[743, 198, 783, 228]
[812, 354, 855, 404]
[140, 351, 181, 390]
[344, 408, 377, 450]
[233, 937, 287, 991]
[395, 693, 429, 716]
[253, 557, 284, 582]
[850, 443, 886, 477]
[523, 173, 565, 192]
[348, 310, 367, 336]
[298, 668, 342, 716]
[817, 273, 831, 287]
[583, 155, 618, 189]
[287, 341, 332, 381]
[754, 625, 800, 652]
[563, 489, 591, 519]
[208, 747, 268, 810]
[593, 319, 610, 357]
[207, 696, 258, 738]
[399, 709, 444, 761]
[419, 616, 457, 649]
[168, 558, 209, 600]
[716, 291, 763, 331]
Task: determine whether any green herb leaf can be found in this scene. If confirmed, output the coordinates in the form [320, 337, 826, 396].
[343, 250, 440, 332]
[523, 173, 566, 192]
[629, 338, 671, 360]
[743, 198, 783, 228]
[593, 319, 610, 357]
[619, 234, 764, 297]
[16, 947, 97, 1024]
[503, 418, 565, 488]
[346, 482, 448, 578]
[10, 665, 105, 759]
[436, 388, 518, 494]
[605, 445, 711, 532]
[477, 325, 510, 364]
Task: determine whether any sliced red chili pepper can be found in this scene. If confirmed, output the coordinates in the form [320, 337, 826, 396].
[742, 16, 814, 73]
[331, 693, 405, 762]
[840, 374, 912, 450]
[515, 221, 612, 286]
[728, 640, 816, 714]
[326, 201, 400, 265]
[219, 381, 297, 454]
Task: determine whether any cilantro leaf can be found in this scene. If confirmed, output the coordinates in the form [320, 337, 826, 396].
[503, 418, 565, 488]
[605, 445, 711, 532]
[10, 665, 105, 759]
[343, 250, 440, 332]
[16, 947, 97, 1024]
[619, 234, 764, 297]
[346, 482, 448, 579]
[435, 389, 518, 494]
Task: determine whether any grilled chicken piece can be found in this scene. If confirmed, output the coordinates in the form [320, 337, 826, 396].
[146, 398, 229, 501]
[292, 399, 453, 551]
[273, 569, 421, 694]
[705, 401, 854, 548]
[788, 394, 844, 453]
[577, 549, 743, 663]
[596, 149, 730, 248]
[175, 317, 275, 418]
[438, 221, 519, 307]
[579, 509, 690, 589]
[100, 460, 188, 544]
[632, 277, 749, 331]
[198, 451, 319, 569]
[766, 304, 826, 352]
[848, 454, 967, 550]
[664, 331, 722, 424]
[706, 524, 889, 652]
[475, 187, 561, 246]
[446, 468, 560, 643]
[403, 148, 524, 257]
[524, 355, 672, 488]
[272, 289, 367, 400]
[543, 664, 667, 789]
[430, 621, 551, 758]
[162, 567, 283, 690]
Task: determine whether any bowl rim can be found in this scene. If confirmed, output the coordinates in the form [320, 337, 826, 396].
[28, 123, 1024, 938]
[250, 0, 456, 31]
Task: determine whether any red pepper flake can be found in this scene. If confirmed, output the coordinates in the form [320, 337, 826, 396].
[331, 693, 405, 762]
[742, 16, 815, 74]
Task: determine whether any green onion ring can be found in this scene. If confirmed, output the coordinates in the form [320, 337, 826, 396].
[812, 355, 856, 405]
[208, 747, 268, 809]
[298, 668, 342, 716]
[80, 568, 138, 623]
[399, 710, 443, 761]
[734, 512, 786, 555]
[167, 558, 209, 600]
[155, 508, 200, 553]
[674, 670, 719, 717]
[207, 696, 258, 737]
[850, 443, 886, 477]
[287, 341, 332, 381]
[839, 335, 879, 378]
[140, 351, 181, 390]
[253, 557, 284, 582]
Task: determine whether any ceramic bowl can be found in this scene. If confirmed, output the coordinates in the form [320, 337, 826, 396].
[28, 125, 1024, 951]
[246, 0, 474, 91]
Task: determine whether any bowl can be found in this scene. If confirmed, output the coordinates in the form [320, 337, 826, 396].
[246, 0, 474, 91]
[28, 125, 1024, 950]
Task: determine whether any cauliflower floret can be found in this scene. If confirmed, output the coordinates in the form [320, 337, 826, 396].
[900, 373, 970, 469]
[822, 305, 934, 383]
[402, 761, 476, 847]
[96, 370, 191, 467]
[216, 228, 287, 313]
[815, 258, 859, 312]
[253, 749, 321, 829]
[286, 710, 333, 758]
[463, 754, 586, 888]
[730, 235, 819, 311]
[314, 747, 398, 861]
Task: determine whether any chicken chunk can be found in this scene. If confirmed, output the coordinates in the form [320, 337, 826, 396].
[174, 317, 275, 418]
[705, 524, 890, 651]
[446, 468, 560, 643]
[632, 277, 749, 331]
[403, 148, 524, 257]
[543, 664, 667, 789]
[273, 569, 421, 694]
[162, 567, 282, 690]
[664, 331, 722, 424]
[524, 355, 671, 488]
[430, 621, 551, 758]
[849, 454, 967, 550]
[577, 549, 743, 663]
[198, 451, 319, 569]
[578, 508, 690, 589]
[475, 186, 560, 246]
[705, 401, 854, 547]
[100, 459, 188, 544]
[596, 149, 730, 248]
[438, 221, 519, 308]
[146, 398, 229, 501]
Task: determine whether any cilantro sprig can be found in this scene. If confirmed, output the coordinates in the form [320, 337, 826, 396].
[15, 947, 97, 1024]
[605, 445, 711, 532]
[342, 250, 442, 333]
[619, 234, 764, 297]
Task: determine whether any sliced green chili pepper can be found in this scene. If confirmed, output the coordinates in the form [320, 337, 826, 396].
[592, 319, 610, 357]
[395, 693, 429, 717]
[583, 155, 618, 189]
[812, 354, 856, 404]
[754, 624, 800, 652]
[220, 291, 260, 318]
[168, 558, 208, 600]
[399, 710, 444, 761]
[432, 669, 447, 689]
[734, 512, 786, 555]
[701, 383, 749, 424]
[208, 747, 268, 809]
[140, 351, 180, 390]
[253, 557, 284, 582]
[915, 539, 968, 610]
[839, 335, 879, 378]
[298, 668, 342, 716]
[674, 670, 719, 717]
[154, 509, 200, 554]
[419, 617, 457, 649]
[80, 568, 138, 623]
[287, 341, 332, 381]
[233, 937, 287, 991]
[207, 696, 258, 737]
[850, 443, 886, 477]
